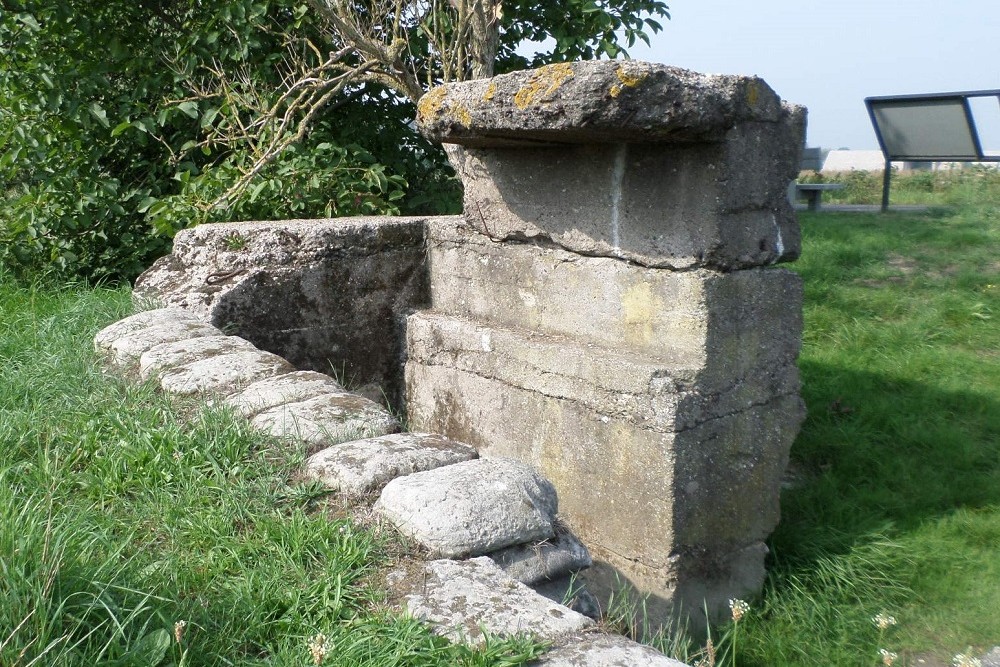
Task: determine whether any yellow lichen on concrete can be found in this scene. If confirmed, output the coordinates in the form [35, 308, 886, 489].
[417, 86, 449, 122]
[621, 281, 663, 347]
[483, 82, 498, 102]
[610, 63, 649, 98]
[512, 63, 576, 110]
[453, 104, 472, 127]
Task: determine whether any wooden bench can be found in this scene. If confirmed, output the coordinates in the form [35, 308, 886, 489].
[795, 183, 844, 211]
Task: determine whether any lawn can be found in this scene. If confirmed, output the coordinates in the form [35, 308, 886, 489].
[1, 192, 997, 666]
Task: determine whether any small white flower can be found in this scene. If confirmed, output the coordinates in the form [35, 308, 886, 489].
[879, 648, 898, 666]
[872, 612, 897, 631]
[728, 598, 749, 622]
[309, 633, 331, 665]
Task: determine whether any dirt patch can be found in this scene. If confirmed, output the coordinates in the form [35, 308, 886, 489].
[886, 253, 918, 274]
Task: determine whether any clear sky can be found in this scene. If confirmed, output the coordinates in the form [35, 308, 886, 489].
[627, 0, 1000, 150]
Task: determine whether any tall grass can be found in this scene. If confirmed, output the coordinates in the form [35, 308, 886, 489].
[798, 165, 1000, 207]
[0, 277, 543, 666]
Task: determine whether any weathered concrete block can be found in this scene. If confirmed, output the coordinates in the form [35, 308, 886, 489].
[139, 335, 258, 379]
[105, 320, 222, 366]
[399, 557, 594, 645]
[449, 119, 803, 270]
[417, 60, 805, 269]
[426, 220, 803, 368]
[375, 457, 558, 558]
[250, 393, 400, 449]
[531, 633, 689, 667]
[302, 432, 478, 495]
[94, 308, 202, 352]
[134, 217, 434, 408]
[158, 350, 294, 396]
[224, 371, 346, 417]
[417, 61, 784, 146]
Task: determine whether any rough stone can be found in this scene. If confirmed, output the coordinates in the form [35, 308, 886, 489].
[133, 217, 433, 408]
[448, 116, 803, 269]
[94, 308, 203, 351]
[426, 220, 804, 367]
[488, 528, 592, 585]
[981, 647, 1000, 667]
[139, 335, 258, 379]
[224, 371, 346, 417]
[250, 393, 400, 449]
[400, 557, 593, 645]
[417, 61, 784, 147]
[104, 320, 222, 366]
[375, 457, 558, 558]
[530, 633, 689, 667]
[157, 350, 294, 396]
[406, 311, 802, 434]
[531, 576, 602, 621]
[302, 432, 478, 495]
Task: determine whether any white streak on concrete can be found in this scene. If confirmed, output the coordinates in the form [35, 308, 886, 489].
[772, 213, 784, 261]
[610, 144, 627, 252]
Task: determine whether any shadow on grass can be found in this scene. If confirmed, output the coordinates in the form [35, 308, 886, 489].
[771, 358, 1000, 565]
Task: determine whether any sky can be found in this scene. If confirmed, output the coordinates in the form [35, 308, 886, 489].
[627, 0, 1000, 150]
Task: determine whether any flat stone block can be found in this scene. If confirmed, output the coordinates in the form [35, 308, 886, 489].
[531, 576, 602, 621]
[302, 432, 478, 495]
[400, 557, 593, 645]
[417, 61, 784, 146]
[406, 312, 800, 433]
[158, 350, 294, 396]
[106, 321, 222, 366]
[531, 633, 688, 667]
[250, 393, 400, 448]
[375, 457, 558, 558]
[139, 335, 258, 379]
[450, 123, 802, 270]
[427, 221, 803, 367]
[94, 308, 203, 351]
[224, 371, 346, 417]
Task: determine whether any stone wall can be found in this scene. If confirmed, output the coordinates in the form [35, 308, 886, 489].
[406, 60, 806, 624]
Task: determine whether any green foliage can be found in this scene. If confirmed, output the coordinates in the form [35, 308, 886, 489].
[1, 0, 669, 283]
[497, 0, 669, 68]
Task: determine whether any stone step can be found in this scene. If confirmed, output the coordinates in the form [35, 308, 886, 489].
[94, 307, 203, 351]
[302, 432, 478, 495]
[487, 528, 592, 586]
[139, 335, 259, 379]
[375, 457, 558, 558]
[530, 633, 690, 667]
[250, 393, 400, 450]
[394, 557, 594, 645]
[105, 320, 223, 366]
[224, 371, 347, 418]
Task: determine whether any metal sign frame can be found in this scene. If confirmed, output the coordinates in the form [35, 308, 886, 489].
[865, 89, 1000, 211]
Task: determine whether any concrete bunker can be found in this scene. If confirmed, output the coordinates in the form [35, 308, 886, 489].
[135, 60, 807, 625]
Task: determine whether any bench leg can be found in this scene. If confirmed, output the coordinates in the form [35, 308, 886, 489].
[806, 190, 821, 212]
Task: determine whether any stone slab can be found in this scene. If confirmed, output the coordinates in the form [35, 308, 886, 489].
[531, 633, 688, 667]
[157, 350, 294, 396]
[250, 393, 400, 449]
[981, 647, 1000, 667]
[417, 61, 784, 146]
[426, 220, 804, 368]
[133, 217, 434, 409]
[302, 432, 478, 495]
[94, 308, 203, 351]
[401, 557, 593, 645]
[106, 321, 222, 366]
[488, 529, 592, 585]
[224, 371, 346, 417]
[139, 335, 258, 379]
[406, 311, 801, 434]
[375, 457, 558, 558]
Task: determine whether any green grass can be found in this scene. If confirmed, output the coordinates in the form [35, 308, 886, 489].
[0, 280, 543, 666]
[798, 165, 1000, 207]
[732, 204, 1000, 665]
